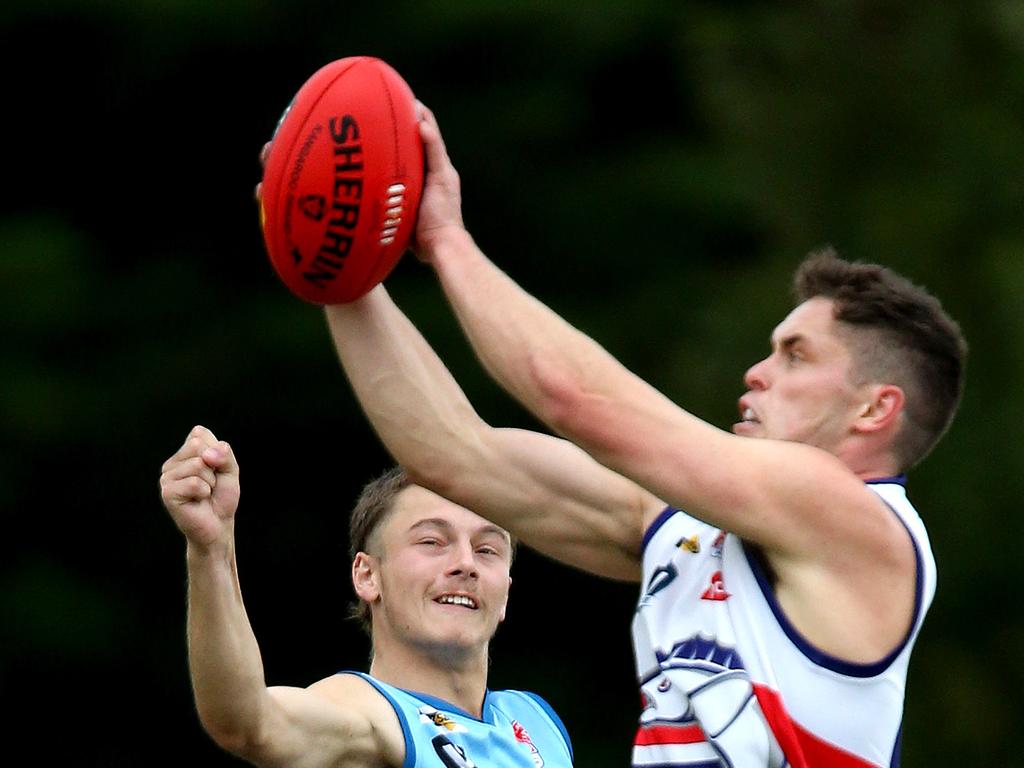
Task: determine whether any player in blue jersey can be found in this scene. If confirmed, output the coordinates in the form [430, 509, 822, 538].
[160, 426, 573, 768]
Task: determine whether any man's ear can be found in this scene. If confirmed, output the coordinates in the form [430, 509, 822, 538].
[352, 552, 381, 604]
[855, 384, 905, 434]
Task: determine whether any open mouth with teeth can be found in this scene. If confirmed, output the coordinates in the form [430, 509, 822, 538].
[435, 594, 478, 609]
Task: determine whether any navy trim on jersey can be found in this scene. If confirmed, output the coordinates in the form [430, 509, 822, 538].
[889, 718, 903, 767]
[344, 672, 418, 768]
[642, 506, 679, 551]
[742, 486, 926, 678]
[520, 691, 574, 759]
[866, 475, 908, 486]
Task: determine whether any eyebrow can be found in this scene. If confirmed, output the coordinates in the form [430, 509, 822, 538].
[407, 518, 510, 541]
[772, 333, 808, 351]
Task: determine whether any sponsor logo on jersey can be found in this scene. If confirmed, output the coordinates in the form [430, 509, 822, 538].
[710, 530, 726, 558]
[639, 562, 678, 606]
[512, 721, 544, 767]
[701, 570, 731, 601]
[432, 734, 477, 768]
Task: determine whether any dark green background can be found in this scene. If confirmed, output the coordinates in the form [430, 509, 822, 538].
[3, 1, 1021, 765]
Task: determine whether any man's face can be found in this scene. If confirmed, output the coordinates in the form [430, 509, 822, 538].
[734, 297, 868, 452]
[366, 486, 512, 658]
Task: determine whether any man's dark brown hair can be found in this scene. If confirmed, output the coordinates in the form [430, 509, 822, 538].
[794, 248, 967, 470]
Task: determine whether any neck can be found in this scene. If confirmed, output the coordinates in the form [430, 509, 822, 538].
[836, 440, 900, 482]
[848, 453, 900, 481]
[367, 635, 490, 717]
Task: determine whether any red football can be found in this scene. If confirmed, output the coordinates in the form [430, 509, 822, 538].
[260, 57, 423, 304]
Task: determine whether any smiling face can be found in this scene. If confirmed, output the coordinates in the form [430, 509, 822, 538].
[734, 297, 872, 453]
[353, 485, 512, 663]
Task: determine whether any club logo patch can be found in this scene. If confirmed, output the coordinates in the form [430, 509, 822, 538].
[677, 534, 700, 553]
[418, 705, 467, 732]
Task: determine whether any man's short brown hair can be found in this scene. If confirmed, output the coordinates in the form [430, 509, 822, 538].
[348, 466, 411, 634]
[794, 248, 967, 470]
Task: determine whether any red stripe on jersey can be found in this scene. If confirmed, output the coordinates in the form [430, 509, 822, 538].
[634, 723, 707, 746]
[753, 684, 879, 768]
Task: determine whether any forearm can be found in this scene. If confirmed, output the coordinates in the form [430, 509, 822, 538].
[425, 228, 683, 477]
[427, 229, 612, 426]
[325, 287, 487, 493]
[424, 230, 733, 520]
[186, 540, 270, 752]
[326, 287, 649, 578]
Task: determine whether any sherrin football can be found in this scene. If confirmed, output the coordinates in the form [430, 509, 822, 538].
[260, 57, 424, 304]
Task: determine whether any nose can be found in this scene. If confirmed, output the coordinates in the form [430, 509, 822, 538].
[743, 356, 770, 391]
[445, 540, 479, 579]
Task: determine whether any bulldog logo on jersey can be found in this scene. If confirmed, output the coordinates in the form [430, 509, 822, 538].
[418, 705, 467, 732]
[512, 720, 544, 767]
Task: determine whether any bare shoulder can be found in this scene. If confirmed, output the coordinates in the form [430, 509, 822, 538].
[306, 674, 406, 766]
[253, 674, 405, 768]
[722, 436, 911, 561]
[307, 673, 397, 716]
[759, 454, 919, 662]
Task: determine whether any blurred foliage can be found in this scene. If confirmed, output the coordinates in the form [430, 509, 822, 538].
[2, 0, 1022, 765]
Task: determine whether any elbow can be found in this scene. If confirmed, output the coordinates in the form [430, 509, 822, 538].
[401, 416, 491, 501]
[526, 349, 587, 437]
[196, 707, 267, 761]
[199, 719, 251, 758]
[403, 460, 454, 499]
[526, 348, 645, 473]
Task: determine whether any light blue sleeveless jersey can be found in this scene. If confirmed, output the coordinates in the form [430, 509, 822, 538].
[343, 672, 573, 768]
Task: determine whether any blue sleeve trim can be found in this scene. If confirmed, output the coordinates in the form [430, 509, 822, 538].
[338, 671, 417, 768]
[642, 506, 679, 552]
[742, 497, 925, 678]
[519, 691, 574, 761]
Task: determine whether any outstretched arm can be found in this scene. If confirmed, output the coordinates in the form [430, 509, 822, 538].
[326, 289, 656, 581]
[409, 106, 917, 652]
[411, 103, 901, 561]
[160, 427, 398, 767]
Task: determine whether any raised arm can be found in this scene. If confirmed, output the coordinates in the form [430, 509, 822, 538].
[413, 107, 810, 544]
[411, 105, 915, 629]
[160, 427, 400, 768]
[325, 289, 656, 581]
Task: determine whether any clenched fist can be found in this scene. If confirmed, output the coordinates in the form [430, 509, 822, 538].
[160, 425, 241, 550]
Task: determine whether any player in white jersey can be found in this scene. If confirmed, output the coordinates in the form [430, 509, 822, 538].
[321, 104, 966, 766]
[630, 476, 935, 766]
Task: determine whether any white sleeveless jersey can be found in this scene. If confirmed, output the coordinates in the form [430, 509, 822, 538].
[630, 479, 935, 768]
